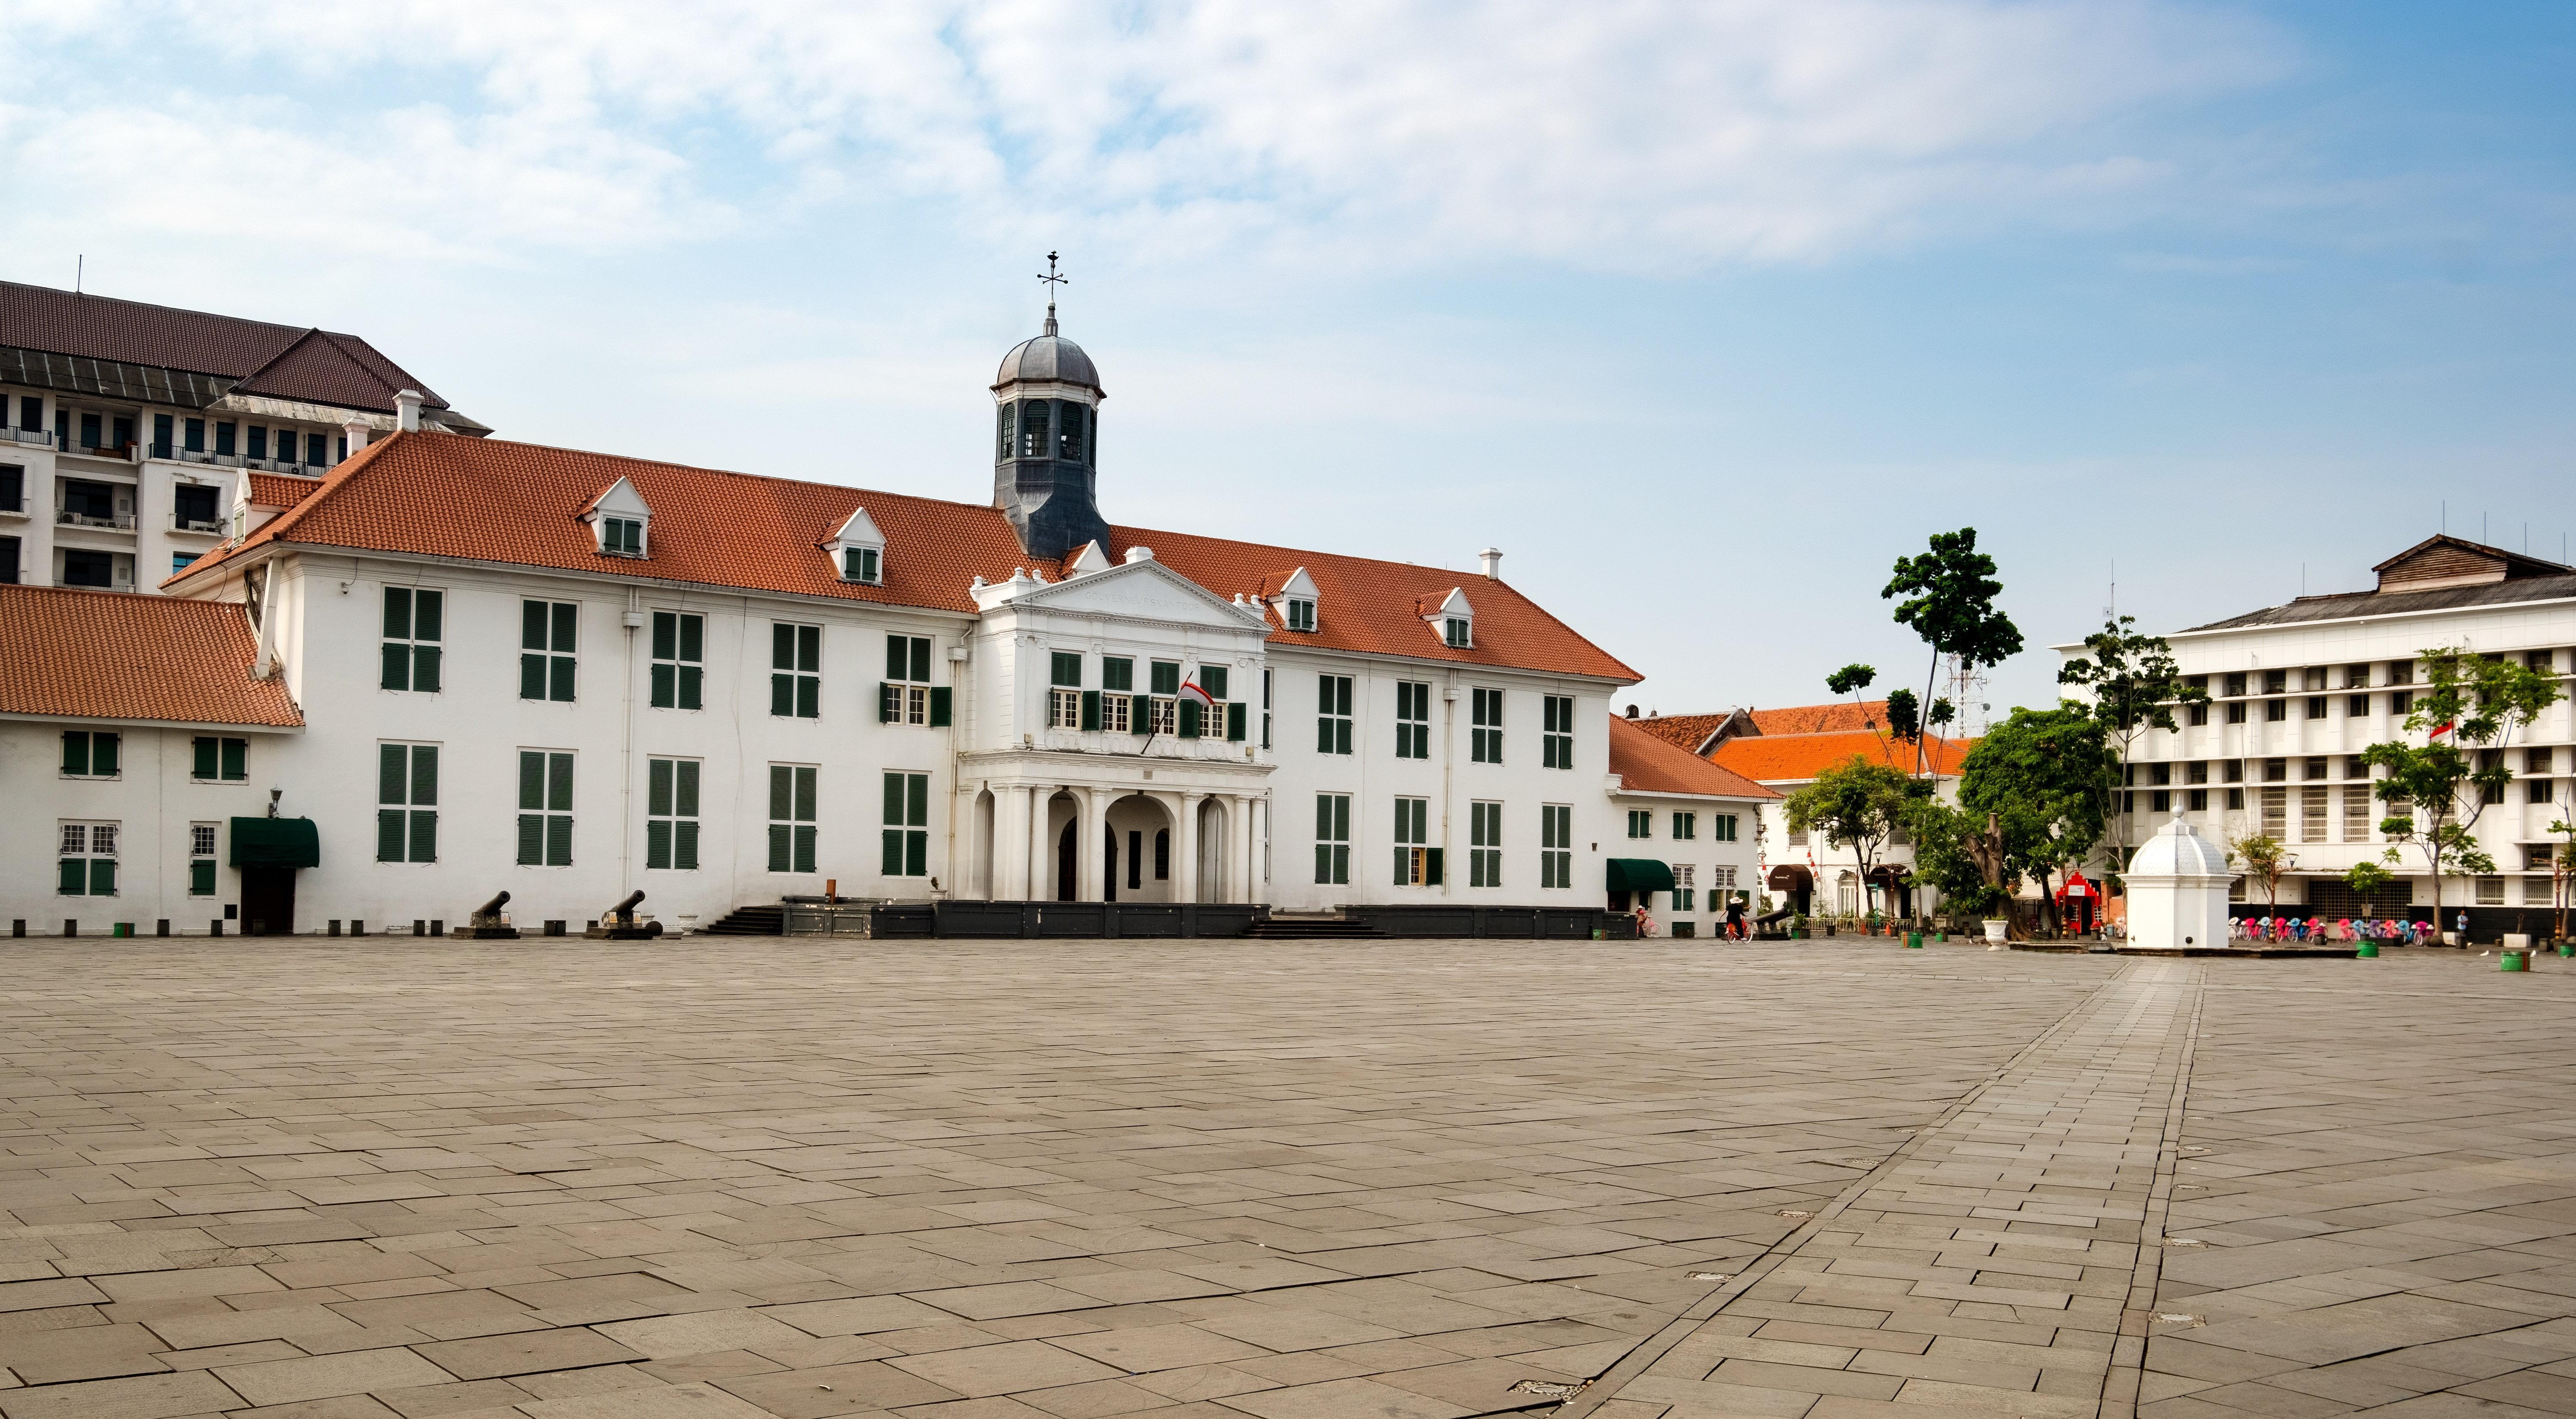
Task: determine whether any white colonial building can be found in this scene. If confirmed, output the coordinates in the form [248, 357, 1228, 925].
[2, 299, 1765, 938]
[0, 280, 485, 596]
[2067, 535, 2576, 934]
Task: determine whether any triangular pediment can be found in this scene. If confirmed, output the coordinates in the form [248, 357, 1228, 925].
[580, 475, 651, 522]
[828, 505, 884, 547]
[1008, 558, 1267, 628]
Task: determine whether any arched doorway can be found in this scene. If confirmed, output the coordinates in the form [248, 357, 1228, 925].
[1105, 794, 1175, 902]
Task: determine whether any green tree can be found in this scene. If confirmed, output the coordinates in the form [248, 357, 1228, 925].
[1783, 755, 1912, 923]
[1826, 664, 1877, 728]
[2230, 833, 2294, 911]
[1885, 688, 1921, 743]
[2548, 818, 2576, 942]
[1904, 798, 2011, 924]
[2057, 615, 2208, 880]
[2360, 647, 2561, 927]
[1883, 528, 2023, 778]
[1956, 706, 2112, 934]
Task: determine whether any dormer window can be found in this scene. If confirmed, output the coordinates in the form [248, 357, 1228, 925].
[1424, 587, 1473, 649]
[579, 476, 653, 559]
[1444, 617, 1470, 648]
[826, 505, 887, 586]
[1270, 567, 1321, 634]
[1286, 599, 1316, 632]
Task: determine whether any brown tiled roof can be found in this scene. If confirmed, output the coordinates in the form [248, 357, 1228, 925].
[1751, 700, 1885, 735]
[1709, 728, 1971, 784]
[0, 281, 450, 414]
[245, 473, 322, 509]
[0, 586, 302, 728]
[173, 432, 1641, 681]
[1627, 712, 1732, 752]
[1609, 716, 1778, 799]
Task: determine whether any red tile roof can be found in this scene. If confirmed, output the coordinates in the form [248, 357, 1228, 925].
[246, 473, 322, 509]
[1708, 728, 1972, 784]
[0, 586, 302, 728]
[0, 281, 451, 414]
[1627, 712, 1733, 752]
[1750, 700, 1886, 735]
[1609, 716, 1779, 799]
[173, 432, 1640, 681]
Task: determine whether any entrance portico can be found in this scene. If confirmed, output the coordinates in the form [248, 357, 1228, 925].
[959, 752, 1269, 906]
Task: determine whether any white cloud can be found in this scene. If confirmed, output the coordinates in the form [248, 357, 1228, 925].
[0, 0, 2289, 272]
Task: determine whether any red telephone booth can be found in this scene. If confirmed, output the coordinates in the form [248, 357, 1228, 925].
[2057, 871, 2099, 934]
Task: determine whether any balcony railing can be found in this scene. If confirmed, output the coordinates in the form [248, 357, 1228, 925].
[173, 516, 224, 534]
[2, 426, 50, 447]
[57, 509, 136, 530]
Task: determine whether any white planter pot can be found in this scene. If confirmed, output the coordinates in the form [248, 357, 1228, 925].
[1982, 919, 2008, 943]
[2505, 933, 2532, 950]
[2441, 931, 2461, 946]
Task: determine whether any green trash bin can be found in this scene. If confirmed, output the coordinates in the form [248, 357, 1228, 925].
[1906, 932, 1923, 949]
[2354, 941, 2379, 958]
[2502, 951, 2526, 972]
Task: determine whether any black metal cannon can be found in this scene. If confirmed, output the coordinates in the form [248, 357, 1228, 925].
[584, 889, 663, 940]
[450, 888, 522, 939]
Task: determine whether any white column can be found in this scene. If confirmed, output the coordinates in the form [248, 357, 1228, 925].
[992, 788, 1025, 900]
[1229, 795, 1255, 904]
[1176, 792, 1204, 905]
[1078, 788, 1109, 902]
[1029, 787, 1055, 901]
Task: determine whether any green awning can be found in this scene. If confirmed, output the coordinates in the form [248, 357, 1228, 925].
[1605, 858, 1676, 893]
[229, 816, 319, 868]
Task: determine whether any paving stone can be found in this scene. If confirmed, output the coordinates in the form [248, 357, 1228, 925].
[210, 1348, 456, 1407]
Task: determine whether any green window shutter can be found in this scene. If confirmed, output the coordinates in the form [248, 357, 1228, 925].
[796, 767, 819, 823]
[878, 683, 896, 723]
[1315, 845, 1332, 884]
[676, 821, 699, 871]
[548, 655, 575, 702]
[1081, 690, 1100, 731]
[905, 772, 927, 827]
[58, 858, 86, 895]
[194, 736, 218, 779]
[221, 739, 246, 780]
[648, 758, 673, 817]
[1178, 699, 1200, 739]
[1227, 703, 1246, 741]
[769, 823, 791, 873]
[190, 860, 217, 895]
[797, 676, 820, 719]
[652, 612, 676, 661]
[884, 829, 905, 875]
[1424, 848, 1443, 887]
[911, 638, 931, 682]
[904, 829, 926, 877]
[651, 663, 675, 708]
[519, 752, 544, 810]
[379, 745, 407, 805]
[413, 645, 441, 694]
[547, 753, 573, 811]
[376, 804, 402, 862]
[412, 746, 438, 805]
[415, 590, 442, 641]
[520, 652, 546, 700]
[522, 599, 548, 650]
[1052, 651, 1082, 686]
[771, 765, 793, 822]
[1202, 667, 1228, 700]
[882, 772, 903, 826]
[930, 686, 952, 728]
[679, 664, 701, 711]
[772, 673, 794, 717]
[1132, 695, 1152, 733]
[410, 810, 437, 864]
[545, 814, 573, 867]
[676, 760, 699, 817]
[1151, 661, 1179, 695]
[775, 623, 796, 670]
[550, 602, 577, 654]
[62, 731, 87, 776]
[517, 813, 543, 865]
[1394, 846, 1408, 886]
[1333, 846, 1349, 885]
[381, 641, 411, 691]
[793, 825, 817, 874]
[383, 587, 412, 640]
[885, 635, 907, 680]
[799, 624, 821, 673]
[679, 615, 702, 661]
[91, 858, 116, 895]
[1317, 717, 1334, 754]
[1334, 720, 1352, 755]
[94, 733, 118, 776]
[1102, 658, 1132, 691]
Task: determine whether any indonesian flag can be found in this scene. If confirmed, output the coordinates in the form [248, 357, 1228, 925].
[2429, 719, 2454, 738]
[1179, 679, 1216, 711]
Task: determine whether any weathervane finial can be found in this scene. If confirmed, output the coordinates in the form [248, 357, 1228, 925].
[1036, 251, 1068, 336]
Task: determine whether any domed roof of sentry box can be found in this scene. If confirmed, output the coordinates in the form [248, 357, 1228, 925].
[993, 315, 1102, 394]
[2127, 810, 2232, 878]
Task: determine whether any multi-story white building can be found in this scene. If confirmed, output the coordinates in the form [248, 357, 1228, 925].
[0, 280, 483, 594]
[2067, 535, 2576, 933]
[3, 306, 1765, 938]
[1627, 701, 1971, 919]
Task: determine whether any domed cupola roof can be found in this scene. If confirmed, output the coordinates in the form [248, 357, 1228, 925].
[2126, 810, 2231, 878]
[993, 330, 1101, 394]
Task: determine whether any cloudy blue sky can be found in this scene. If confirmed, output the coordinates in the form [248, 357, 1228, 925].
[4, 0, 2566, 725]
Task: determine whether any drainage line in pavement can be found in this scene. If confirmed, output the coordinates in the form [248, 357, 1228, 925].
[1549, 966, 2166, 1419]
[2096, 965, 2207, 1419]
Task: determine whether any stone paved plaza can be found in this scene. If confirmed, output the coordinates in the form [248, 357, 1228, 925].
[0, 940, 2570, 1419]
